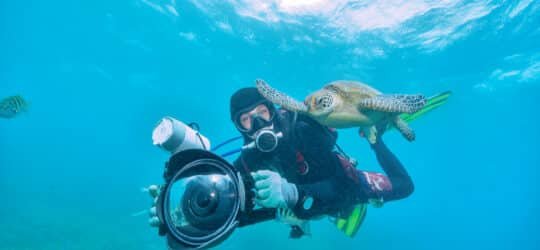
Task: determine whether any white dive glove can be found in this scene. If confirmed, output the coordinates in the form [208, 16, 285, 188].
[251, 170, 298, 209]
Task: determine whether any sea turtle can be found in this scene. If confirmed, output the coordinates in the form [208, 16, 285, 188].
[256, 79, 427, 143]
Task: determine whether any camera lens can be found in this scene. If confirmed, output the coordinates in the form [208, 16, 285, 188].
[190, 185, 218, 217]
[196, 192, 212, 208]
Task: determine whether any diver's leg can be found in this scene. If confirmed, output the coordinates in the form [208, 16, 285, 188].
[354, 138, 414, 204]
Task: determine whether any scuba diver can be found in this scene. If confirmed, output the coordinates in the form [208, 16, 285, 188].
[227, 87, 414, 237]
[148, 86, 415, 239]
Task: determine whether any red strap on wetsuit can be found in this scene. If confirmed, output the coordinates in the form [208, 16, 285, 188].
[295, 151, 309, 175]
[336, 154, 362, 184]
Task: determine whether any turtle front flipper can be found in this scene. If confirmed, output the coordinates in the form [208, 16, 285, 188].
[358, 94, 426, 114]
[256, 79, 308, 113]
[392, 116, 415, 141]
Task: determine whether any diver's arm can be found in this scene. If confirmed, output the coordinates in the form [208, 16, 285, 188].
[360, 138, 414, 202]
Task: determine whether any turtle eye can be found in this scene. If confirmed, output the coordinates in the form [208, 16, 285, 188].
[316, 95, 333, 110]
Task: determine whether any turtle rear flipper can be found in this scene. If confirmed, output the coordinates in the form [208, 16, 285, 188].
[393, 117, 415, 141]
[358, 94, 426, 114]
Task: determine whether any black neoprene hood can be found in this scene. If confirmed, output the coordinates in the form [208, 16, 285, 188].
[229, 87, 273, 122]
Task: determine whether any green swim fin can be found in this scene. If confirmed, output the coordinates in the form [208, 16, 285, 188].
[399, 91, 452, 123]
[334, 203, 368, 238]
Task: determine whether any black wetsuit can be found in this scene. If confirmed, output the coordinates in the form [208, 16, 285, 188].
[233, 110, 414, 219]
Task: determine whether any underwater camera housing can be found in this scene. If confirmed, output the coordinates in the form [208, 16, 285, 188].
[152, 117, 276, 249]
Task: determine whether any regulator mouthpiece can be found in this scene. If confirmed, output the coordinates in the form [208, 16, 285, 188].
[242, 130, 283, 153]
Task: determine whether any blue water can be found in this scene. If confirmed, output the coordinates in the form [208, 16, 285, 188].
[1, 1, 539, 249]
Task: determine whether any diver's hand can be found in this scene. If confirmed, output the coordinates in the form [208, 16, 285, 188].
[145, 185, 161, 227]
[251, 170, 298, 209]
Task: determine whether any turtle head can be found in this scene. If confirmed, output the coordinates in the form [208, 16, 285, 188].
[305, 90, 336, 117]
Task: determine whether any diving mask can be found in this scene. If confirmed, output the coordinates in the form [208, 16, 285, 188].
[235, 104, 275, 134]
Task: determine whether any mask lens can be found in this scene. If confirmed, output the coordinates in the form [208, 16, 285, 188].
[236, 104, 273, 132]
[238, 114, 252, 131]
[254, 105, 271, 121]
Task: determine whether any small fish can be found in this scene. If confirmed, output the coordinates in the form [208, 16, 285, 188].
[0, 95, 28, 119]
